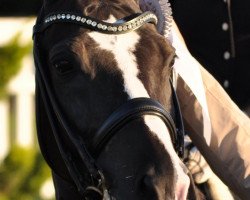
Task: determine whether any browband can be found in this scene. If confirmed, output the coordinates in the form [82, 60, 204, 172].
[33, 11, 158, 37]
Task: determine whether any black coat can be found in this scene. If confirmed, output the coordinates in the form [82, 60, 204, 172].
[169, 0, 250, 110]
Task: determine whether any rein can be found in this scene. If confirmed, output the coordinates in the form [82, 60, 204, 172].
[33, 9, 184, 199]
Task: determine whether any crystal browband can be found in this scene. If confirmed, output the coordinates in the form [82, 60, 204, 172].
[33, 11, 158, 35]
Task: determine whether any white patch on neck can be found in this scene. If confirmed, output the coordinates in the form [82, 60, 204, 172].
[88, 15, 149, 99]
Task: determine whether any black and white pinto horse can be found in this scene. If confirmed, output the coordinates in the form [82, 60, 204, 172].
[33, 0, 203, 199]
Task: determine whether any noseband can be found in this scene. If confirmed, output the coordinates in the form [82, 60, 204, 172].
[33, 9, 184, 200]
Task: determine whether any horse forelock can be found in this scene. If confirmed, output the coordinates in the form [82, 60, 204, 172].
[44, 0, 141, 21]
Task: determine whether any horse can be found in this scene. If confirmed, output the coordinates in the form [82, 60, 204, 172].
[33, 0, 203, 199]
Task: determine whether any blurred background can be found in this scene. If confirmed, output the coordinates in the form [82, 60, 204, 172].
[0, 1, 55, 199]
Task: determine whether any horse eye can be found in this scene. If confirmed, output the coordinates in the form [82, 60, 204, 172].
[170, 59, 175, 67]
[170, 55, 177, 67]
[53, 60, 72, 74]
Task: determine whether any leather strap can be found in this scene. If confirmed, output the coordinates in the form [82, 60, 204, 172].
[33, 11, 157, 38]
[92, 97, 178, 157]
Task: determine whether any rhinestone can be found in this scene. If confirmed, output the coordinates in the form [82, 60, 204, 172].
[57, 14, 61, 19]
[128, 24, 132, 29]
[97, 23, 103, 29]
[71, 15, 76, 20]
[107, 26, 112, 31]
[53, 15, 56, 20]
[81, 18, 86, 23]
[131, 23, 136, 28]
[113, 27, 118, 32]
[123, 25, 128, 31]
[66, 14, 71, 19]
[117, 26, 122, 31]
[102, 25, 107, 30]
[50, 16, 53, 21]
[86, 19, 92, 24]
[76, 16, 81, 21]
[91, 21, 97, 26]
[140, 18, 143, 23]
[61, 14, 66, 19]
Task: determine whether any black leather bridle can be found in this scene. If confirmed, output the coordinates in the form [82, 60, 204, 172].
[33, 9, 184, 200]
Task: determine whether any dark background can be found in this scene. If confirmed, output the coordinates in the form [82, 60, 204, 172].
[0, 0, 42, 16]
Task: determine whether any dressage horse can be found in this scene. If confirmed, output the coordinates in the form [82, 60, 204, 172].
[33, 0, 202, 199]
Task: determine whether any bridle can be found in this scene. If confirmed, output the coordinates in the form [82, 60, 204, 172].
[33, 8, 184, 200]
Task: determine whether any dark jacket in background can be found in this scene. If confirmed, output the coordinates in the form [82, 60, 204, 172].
[169, 0, 250, 110]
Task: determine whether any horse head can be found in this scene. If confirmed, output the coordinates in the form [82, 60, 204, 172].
[33, 0, 200, 199]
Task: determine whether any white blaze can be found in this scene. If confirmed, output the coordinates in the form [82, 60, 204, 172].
[88, 15, 189, 199]
[88, 15, 149, 98]
[144, 115, 190, 200]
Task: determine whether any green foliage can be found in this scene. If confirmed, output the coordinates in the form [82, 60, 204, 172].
[0, 146, 53, 200]
[0, 34, 31, 98]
